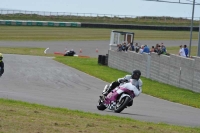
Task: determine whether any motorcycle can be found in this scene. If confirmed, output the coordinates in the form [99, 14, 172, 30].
[97, 81, 135, 113]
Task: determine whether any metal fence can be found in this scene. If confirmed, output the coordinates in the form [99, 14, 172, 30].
[0, 9, 200, 22]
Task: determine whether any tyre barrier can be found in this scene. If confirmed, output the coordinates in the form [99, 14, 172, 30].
[98, 54, 108, 65]
[98, 55, 102, 64]
[0, 20, 81, 27]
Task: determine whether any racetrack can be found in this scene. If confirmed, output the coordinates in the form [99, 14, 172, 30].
[1, 54, 200, 127]
[0, 40, 198, 58]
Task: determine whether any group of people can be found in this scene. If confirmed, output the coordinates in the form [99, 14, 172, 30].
[117, 42, 190, 57]
[179, 45, 189, 57]
[117, 42, 168, 55]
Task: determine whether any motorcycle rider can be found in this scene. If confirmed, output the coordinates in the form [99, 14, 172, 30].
[103, 70, 142, 96]
[0, 53, 4, 77]
[102, 70, 142, 107]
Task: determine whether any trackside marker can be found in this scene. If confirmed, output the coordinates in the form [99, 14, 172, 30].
[44, 48, 49, 54]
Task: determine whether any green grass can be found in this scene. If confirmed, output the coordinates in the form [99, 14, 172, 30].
[0, 47, 54, 56]
[0, 26, 199, 41]
[0, 99, 200, 133]
[0, 14, 199, 26]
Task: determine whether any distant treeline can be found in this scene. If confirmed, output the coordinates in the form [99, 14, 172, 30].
[0, 13, 199, 26]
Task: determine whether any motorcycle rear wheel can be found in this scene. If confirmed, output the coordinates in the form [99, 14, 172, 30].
[114, 96, 131, 113]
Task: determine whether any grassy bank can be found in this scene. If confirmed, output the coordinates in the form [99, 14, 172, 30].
[1, 99, 200, 133]
[0, 26, 199, 41]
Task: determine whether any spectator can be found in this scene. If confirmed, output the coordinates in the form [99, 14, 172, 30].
[142, 45, 150, 54]
[184, 45, 189, 57]
[150, 46, 155, 53]
[122, 43, 127, 51]
[161, 44, 167, 54]
[179, 45, 186, 57]
[128, 42, 134, 51]
[117, 44, 123, 51]
[154, 44, 159, 53]
[135, 43, 140, 53]
[139, 45, 144, 54]
[157, 46, 163, 55]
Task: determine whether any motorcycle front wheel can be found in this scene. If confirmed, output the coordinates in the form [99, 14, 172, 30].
[97, 97, 107, 111]
[114, 96, 131, 113]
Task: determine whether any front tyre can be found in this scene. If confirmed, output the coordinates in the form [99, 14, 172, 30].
[114, 96, 131, 113]
[97, 98, 107, 111]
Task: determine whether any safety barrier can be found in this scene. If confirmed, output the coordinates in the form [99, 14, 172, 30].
[81, 23, 199, 31]
[108, 50, 200, 93]
[0, 20, 81, 27]
[0, 20, 199, 31]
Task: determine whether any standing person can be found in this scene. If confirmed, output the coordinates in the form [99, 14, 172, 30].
[0, 53, 4, 77]
[179, 45, 186, 57]
[184, 45, 189, 57]
[135, 43, 140, 53]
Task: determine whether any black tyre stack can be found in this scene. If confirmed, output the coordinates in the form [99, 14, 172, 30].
[98, 54, 108, 65]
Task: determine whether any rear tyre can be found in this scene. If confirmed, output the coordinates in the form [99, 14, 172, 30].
[97, 98, 107, 110]
[114, 96, 131, 113]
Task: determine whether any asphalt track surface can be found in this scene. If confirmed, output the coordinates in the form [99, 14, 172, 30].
[0, 54, 200, 127]
[0, 40, 198, 58]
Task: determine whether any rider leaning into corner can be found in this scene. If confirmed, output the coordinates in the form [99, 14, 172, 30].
[0, 53, 4, 77]
[102, 70, 143, 106]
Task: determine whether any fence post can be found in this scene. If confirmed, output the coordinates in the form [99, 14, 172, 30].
[146, 55, 151, 78]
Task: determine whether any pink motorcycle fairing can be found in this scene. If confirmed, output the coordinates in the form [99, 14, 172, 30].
[104, 87, 135, 105]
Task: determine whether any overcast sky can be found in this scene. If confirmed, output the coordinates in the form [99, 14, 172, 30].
[1, 0, 200, 18]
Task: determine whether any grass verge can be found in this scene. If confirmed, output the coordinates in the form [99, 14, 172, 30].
[0, 26, 199, 41]
[0, 98, 200, 133]
[0, 47, 54, 56]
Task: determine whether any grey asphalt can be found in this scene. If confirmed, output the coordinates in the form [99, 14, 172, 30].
[0, 54, 200, 127]
[0, 40, 198, 58]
